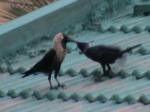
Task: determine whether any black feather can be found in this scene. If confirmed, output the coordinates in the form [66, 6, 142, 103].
[77, 42, 141, 76]
[22, 49, 56, 78]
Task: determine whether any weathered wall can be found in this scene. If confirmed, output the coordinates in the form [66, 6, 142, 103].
[0, 0, 98, 58]
[0, 0, 135, 59]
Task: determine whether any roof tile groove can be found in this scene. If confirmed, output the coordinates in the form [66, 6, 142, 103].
[0, 8, 150, 111]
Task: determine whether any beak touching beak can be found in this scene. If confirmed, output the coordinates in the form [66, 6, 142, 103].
[67, 37, 77, 43]
[63, 34, 77, 43]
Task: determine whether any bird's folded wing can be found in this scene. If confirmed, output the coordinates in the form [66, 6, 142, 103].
[27, 49, 56, 72]
[41, 49, 56, 63]
[86, 45, 121, 60]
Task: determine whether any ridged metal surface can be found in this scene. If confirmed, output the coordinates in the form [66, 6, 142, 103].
[0, 15, 150, 112]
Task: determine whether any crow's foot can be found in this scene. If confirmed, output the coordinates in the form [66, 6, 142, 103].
[105, 70, 115, 78]
[109, 71, 116, 78]
[57, 84, 66, 89]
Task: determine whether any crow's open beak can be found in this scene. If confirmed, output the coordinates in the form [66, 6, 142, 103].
[62, 33, 81, 44]
[67, 37, 78, 43]
[64, 35, 78, 43]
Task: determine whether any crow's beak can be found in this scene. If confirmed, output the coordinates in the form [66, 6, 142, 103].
[62, 33, 80, 43]
[67, 37, 77, 43]
[64, 35, 78, 43]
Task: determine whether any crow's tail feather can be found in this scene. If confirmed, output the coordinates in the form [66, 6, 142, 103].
[22, 70, 33, 78]
[121, 44, 142, 54]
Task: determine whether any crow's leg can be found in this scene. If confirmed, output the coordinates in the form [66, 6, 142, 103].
[48, 71, 53, 89]
[106, 64, 114, 78]
[106, 64, 113, 74]
[54, 66, 66, 89]
[106, 64, 111, 72]
[101, 64, 106, 75]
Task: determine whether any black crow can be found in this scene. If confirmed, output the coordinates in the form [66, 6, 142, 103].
[22, 33, 75, 89]
[76, 41, 141, 76]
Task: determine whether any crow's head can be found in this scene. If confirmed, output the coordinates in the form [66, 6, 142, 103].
[54, 33, 75, 43]
[53, 32, 64, 43]
[54, 32, 77, 49]
[77, 42, 89, 54]
[62, 33, 77, 43]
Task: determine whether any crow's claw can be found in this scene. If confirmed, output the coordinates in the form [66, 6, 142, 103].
[57, 84, 66, 89]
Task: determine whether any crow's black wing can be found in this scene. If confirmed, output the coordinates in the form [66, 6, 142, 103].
[38, 49, 56, 66]
[22, 49, 56, 77]
[86, 45, 121, 63]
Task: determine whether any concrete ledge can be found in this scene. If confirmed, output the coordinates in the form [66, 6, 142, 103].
[0, 0, 101, 58]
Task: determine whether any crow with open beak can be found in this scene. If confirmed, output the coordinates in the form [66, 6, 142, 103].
[22, 32, 75, 89]
[76, 41, 141, 77]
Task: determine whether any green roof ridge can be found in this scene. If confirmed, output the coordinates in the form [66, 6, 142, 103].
[0, 89, 149, 105]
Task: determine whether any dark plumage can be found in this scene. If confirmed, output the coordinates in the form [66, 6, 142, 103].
[22, 49, 56, 77]
[76, 41, 141, 76]
[22, 33, 75, 89]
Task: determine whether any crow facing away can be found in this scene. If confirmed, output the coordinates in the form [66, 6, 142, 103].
[76, 41, 141, 77]
[22, 33, 75, 89]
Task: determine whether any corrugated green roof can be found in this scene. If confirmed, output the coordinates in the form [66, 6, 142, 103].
[0, 8, 150, 112]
